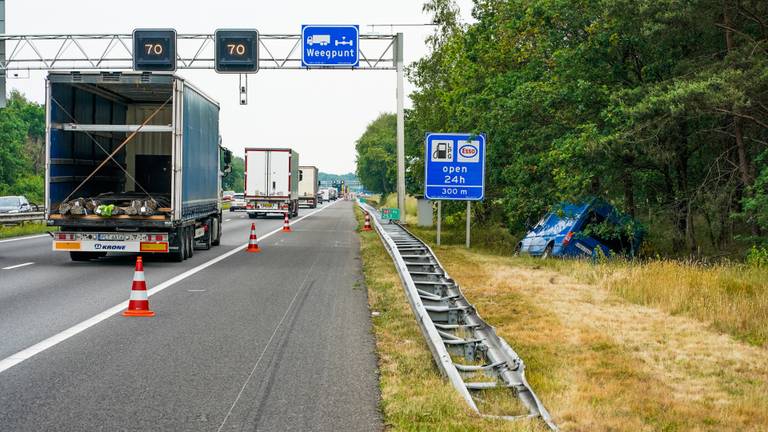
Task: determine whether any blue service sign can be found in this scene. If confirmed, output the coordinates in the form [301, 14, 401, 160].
[301, 25, 359, 68]
[424, 133, 486, 201]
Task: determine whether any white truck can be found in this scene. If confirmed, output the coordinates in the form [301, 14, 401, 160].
[298, 166, 319, 208]
[306, 35, 331, 46]
[244, 148, 300, 219]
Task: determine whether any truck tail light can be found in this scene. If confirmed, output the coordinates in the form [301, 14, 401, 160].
[562, 231, 574, 246]
[57, 233, 75, 240]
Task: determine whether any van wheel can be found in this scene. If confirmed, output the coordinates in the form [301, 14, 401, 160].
[542, 243, 553, 260]
[248, 213, 257, 219]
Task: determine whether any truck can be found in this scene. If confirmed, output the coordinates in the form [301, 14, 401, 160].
[46, 71, 231, 262]
[306, 35, 331, 46]
[298, 166, 319, 208]
[244, 148, 300, 219]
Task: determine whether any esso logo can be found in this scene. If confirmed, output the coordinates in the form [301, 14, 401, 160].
[459, 145, 478, 157]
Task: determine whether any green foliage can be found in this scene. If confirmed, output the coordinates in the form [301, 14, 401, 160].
[222, 156, 244, 192]
[0, 90, 46, 202]
[351, 0, 768, 258]
[355, 114, 398, 194]
[746, 245, 768, 268]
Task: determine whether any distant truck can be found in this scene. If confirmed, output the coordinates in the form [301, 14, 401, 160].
[306, 35, 331, 46]
[298, 166, 319, 208]
[46, 71, 229, 262]
[244, 148, 300, 219]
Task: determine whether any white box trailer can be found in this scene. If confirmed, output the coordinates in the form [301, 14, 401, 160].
[298, 166, 319, 208]
[244, 148, 300, 218]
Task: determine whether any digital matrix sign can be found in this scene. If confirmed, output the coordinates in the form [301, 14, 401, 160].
[215, 29, 259, 73]
[133, 29, 177, 72]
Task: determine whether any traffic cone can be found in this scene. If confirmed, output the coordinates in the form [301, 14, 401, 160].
[363, 212, 372, 231]
[122, 256, 155, 317]
[282, 213, 292, 232]
[246, 223, 261, 253]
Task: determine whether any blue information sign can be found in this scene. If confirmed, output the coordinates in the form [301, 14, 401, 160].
[424, 133, 486, 201]
[301, 25, 359, 68]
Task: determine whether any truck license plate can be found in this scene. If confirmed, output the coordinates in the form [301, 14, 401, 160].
[98, 233, 126, 241]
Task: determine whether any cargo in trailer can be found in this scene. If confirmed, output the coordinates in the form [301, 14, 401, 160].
[244, 148, 300, 218]
[298, 166, 319, 208]
[45, 71, 230, 262]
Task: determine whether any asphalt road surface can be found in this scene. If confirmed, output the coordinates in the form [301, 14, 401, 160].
[0, 200, 382, 431]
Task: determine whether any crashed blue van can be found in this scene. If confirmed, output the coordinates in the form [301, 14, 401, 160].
[517, 199, 643, 258]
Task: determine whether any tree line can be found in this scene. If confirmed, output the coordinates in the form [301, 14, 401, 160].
[356, 0, 768, 256]
[0, 91, 45, 204]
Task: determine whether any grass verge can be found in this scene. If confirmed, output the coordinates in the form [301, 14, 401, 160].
[354, 206, 544, 431]
[0, 222, 56, 239]
[422, 246, 768, 431]
[359, 208, 768, 430]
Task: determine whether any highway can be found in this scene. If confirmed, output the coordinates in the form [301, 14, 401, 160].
[0, 200, 382, 431]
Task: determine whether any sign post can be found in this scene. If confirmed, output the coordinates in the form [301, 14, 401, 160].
[436, 201, 442, 246]
[425, 133, 486, 248]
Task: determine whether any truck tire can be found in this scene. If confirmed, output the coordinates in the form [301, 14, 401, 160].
[211, 217, 221, 246]
[186, 226, 195, 258]
[70, 252, 89, 261]
[248, 212, 257, 219]
[169, 228, 185, 262]
[197, 218, 212, 250]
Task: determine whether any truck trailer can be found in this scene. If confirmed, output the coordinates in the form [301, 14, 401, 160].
[46, 71, 229, 262]
[244, 148, 300, 218]
[298, 165, 319, 208]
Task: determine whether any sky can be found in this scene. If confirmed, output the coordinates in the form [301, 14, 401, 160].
[6, 0, 474, 174]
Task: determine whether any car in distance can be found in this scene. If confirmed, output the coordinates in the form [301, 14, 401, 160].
[517, 198, 643, 259]
[222, 190, 236, 202]
[0, 195, 32, 213]
[229, 193, 247, 212]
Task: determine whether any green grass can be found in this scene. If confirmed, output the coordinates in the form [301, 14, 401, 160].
[0, 222, 56, 239]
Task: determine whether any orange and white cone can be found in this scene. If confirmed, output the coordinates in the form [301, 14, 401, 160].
[122, 256, 155, 317]
[246, 223, 261, 253]
[363, 212, 372, 231]
[282, 213, 292, 232]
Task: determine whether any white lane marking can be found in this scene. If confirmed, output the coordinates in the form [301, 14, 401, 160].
[0, 200, 339, 374]
[225, 219, 232, 222]
[2, 262, 35, 270]
[187, 289, 206, 292]
[0, 234, 49, 244]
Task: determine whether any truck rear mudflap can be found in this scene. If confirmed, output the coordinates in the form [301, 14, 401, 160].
[52, 232, 169, 253]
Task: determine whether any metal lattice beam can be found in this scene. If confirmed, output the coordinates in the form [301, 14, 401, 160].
[0, 33, 398, 71]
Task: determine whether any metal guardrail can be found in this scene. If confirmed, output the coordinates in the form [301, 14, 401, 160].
[360, 201, 557, 430]
[0, 212, 45, 224]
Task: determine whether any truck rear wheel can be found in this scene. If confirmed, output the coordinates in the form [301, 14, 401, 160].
[70, 252, 89, 261]
[186, 226, 195, 258]
[169, 228, 185, 262]
[197, 218, 212, 250]
[211, 217, 221, 246]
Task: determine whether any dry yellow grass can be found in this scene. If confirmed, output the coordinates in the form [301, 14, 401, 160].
[585, 260, 768, 347]
[434, 248, 768, 431]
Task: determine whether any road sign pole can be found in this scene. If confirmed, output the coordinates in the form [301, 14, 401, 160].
[396, 32, 406, 223]
[436, 201, 442, 246]
[466, 201, 471, 248]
